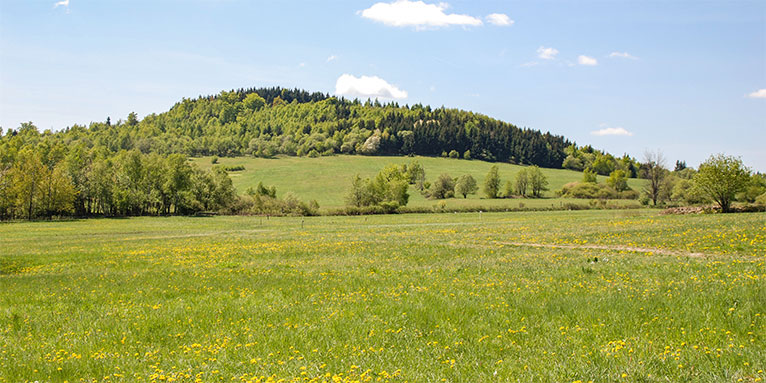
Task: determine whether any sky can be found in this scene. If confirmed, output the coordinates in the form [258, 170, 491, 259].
[1, 0, 764, 170]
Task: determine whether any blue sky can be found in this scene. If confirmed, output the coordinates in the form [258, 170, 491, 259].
[1, 0, 764, 170]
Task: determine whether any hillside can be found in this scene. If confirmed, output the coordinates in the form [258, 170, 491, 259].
[192, 155, 646, 210]
[0, 87, 646, 220]
[22, 87, 586, 169]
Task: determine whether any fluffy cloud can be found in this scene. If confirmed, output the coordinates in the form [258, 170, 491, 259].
[747, 89, 766, 99]
[609, 51, 638, 60]
[537, 46, 558, 60]
[326, 55, 338, 63]
[335, 74, 408, 99]
[53, 0, 69, 8]
[486, 13, 513, 26]
[577, 55, 598, 66]
[591, 127, 633, 136]
[359, 1, 482, 29]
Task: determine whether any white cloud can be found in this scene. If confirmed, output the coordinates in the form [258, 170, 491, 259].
[578, 55, 598, 66]
[326, 55, 338, 63]
[609, 51, 638, 60]
[747, 89, 766, 99]
[53, 0, 69, 8]
[537, 46, 558, 60]
[591, 127, 633, 136]
[335, 74, 408, 99]
[486, 13, 513, 26]
[360, 0, 482, 29]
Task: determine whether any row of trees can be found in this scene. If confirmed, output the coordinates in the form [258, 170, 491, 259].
[345, 162, 551, 212]
[483, 165, 549, 198]
[0, 136, 238, 220]
[639, 152, 764, 212]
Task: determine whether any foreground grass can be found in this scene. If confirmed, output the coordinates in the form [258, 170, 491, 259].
[1, 210, 764, 382]
[191, 155, 645, 210]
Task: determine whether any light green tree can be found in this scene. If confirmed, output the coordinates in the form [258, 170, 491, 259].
[582, 169, 598, 183]
[606, 169, 628, 192]
[528, 166, 549, 197]
[693, 154, 751, 212]
[455, 174, 478, 198]
[483, 165, 500, 198]
[515, 169, 529, 197]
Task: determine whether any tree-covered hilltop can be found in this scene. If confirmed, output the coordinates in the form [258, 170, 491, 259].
[4, 87, 573, 168]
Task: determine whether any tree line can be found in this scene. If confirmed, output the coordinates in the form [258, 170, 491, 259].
[637, 152, 764, 212]
[0, 123, 238, 220]
[1, 87, 574, 169]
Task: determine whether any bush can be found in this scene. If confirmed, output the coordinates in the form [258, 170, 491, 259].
[223, 165, 245, 172]
[755, 192, 766, 206]
[619, 189, 639, 200]
[428, 173, 456, 199]
[211, 156, 219, 164]
[561, 181, 637, 200]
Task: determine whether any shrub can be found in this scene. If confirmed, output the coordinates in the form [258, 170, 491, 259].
[755, 192, 766, 206]
[223, 165, 245, 172]
[561, 182, 632, 199]
[428, 173, 456, 199]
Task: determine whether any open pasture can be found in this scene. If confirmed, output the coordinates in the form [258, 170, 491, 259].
[191, 155, 645, 211]
[1, 210, 764, 382]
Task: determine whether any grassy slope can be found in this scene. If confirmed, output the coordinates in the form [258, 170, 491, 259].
[192, 155, 646, 210]
[1, 211, 764, 382]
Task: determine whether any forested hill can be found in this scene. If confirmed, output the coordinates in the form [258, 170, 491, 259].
[7, 87, 573, 168]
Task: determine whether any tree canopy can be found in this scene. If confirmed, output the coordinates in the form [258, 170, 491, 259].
[694, 154, 751, 212]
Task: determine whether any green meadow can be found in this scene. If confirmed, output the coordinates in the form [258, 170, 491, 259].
[191, 155, 646, 211]
[1, 210, 764, 382]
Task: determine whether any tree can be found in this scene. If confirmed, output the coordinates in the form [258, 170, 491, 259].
[515, 169, 529, 197]
[346, 164, 410, 208]
[346, 175, 372, 207]
[606, 170, 628, 192]
[455, 174, 478, 198]
[693, 154, 751, 212]
[483, 165, 500, 198]
[10, 150, 46, 219]
[404, 160, 426, 189]
[39, 162, 75, 218]
[243, 93, 266, 110]
[528, 166, 549, 197]
[582, 169, 597, 183]
[642, 150, 667, 206]
[502, 180, 514, 198]
[429, 173, 455, 199]
[126, 112, 139, 127]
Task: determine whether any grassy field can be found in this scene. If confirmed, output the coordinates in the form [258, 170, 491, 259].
[190, 155, 646, 211]
[1, 210, 764, 382]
